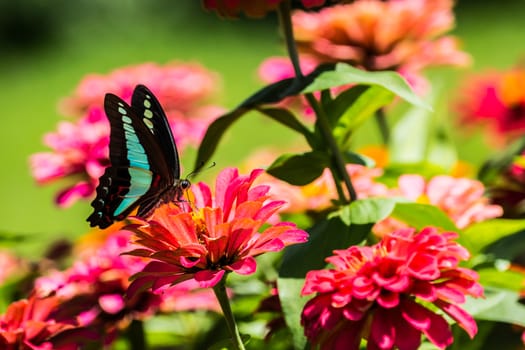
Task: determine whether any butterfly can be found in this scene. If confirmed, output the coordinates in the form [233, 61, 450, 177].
[87, 84, 190, 229]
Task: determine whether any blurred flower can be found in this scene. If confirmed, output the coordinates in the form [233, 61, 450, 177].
[0, 293, 92, 350]
[301, 226, 483, 350]
[0, 250, 28, 285]
[30, 62, 224, 207]
[202, 0, 347, 18]
[34, 230, 160, 344]
[457, 68, 525, 144]
[374, 174, 503, 236]
[485, 150, 525, 218]
[126, 167, 309, 295]
[293, 0, 471, 93]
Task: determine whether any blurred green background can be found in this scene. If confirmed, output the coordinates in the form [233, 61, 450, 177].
[1, 0, 524, 252]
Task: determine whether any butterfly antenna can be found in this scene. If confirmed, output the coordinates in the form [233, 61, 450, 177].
[187, 161, 217, 180]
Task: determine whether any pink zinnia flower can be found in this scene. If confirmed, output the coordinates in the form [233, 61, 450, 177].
[374, 174, 503, 236]
[30, 62, 224, 207]
[301, 226, 483, 350]
[456, 68, 525, 144]
[125, 167, 309, 294]
[292, 0, 471, 93]
[0, 293, 91, 350]
[202, 0, 347, 18]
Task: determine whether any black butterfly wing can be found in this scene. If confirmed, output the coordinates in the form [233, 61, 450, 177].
[87, 87, 178, 228]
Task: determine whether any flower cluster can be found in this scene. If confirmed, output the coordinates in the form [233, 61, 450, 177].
[30, 62, 223, 207]
[291, 0, 470, 92]
[301, 226, 483, 350]
[457, 67, 525, 144]
[125, 167, 309, 294]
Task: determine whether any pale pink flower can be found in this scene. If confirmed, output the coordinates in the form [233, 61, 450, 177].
[302, 226, 483, 350]
[374, 174, 503, 236]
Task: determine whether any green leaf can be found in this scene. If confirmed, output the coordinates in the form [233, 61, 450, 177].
[240, 63, 335, 109]
[323, 85, 369, 126]
[333, 85, 395, 149]
[256, 107, 317, 147]
[276, 277, 310, 350]
[278, 217, 371, 349]
[266, 151, 330, 186]
[194, 108, 247, 169]
[478, 267, 525, 292]
[461, 219, 525, 256]
[463, 287, 525, 327]
[303, 63, 430, 110]
[342, 151, 376, 167]
[338, 198, 398, 225]
[391, 202, 458, 231]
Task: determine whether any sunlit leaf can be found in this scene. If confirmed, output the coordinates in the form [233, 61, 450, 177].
[337, 198, 398, 225]
[461, 219, 525, 256]
[303, 63, 430, 110]
[391, 202, 458, 231]
[463, 287, 525, 327]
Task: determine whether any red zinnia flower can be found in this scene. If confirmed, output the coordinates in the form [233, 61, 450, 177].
[301, 226, 482, 350]
[126, 167, 309, 295]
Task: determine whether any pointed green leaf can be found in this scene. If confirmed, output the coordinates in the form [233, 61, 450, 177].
[194, 108, 247, 169]
[240, 63, 335, 109]
[323, 85, 369, 126]
[338, 198, 398, 225]
[303, 63, 430, 110]
[256, 107, 317, 147]
[391, 202, 458, 231]
[463, 287, 525, 326]
[461, 219, 525, 256]
[333, 86, 395, 149]
[266, 151, 330, 186]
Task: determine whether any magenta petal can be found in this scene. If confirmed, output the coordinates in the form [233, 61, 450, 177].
[435, 300, 478, 339]
[55, 182, 93, 207]
[370, 308, 395, 349]
[195, 269, 225, 288]
[402, 300, 453, 349]
[98, 294, 125, 314]
[230, 256, 257, 275]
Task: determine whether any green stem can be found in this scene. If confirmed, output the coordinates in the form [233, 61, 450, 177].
[305, 93, 357, 203]
[213, 274, 245, 350]
[375, 108, 390, 145]
[277, 0, 303, 78]
[125, 319, 147, 350]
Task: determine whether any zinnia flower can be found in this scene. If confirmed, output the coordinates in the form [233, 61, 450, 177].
[301, 226, 483, 350]
[292, 0, 471, 92]
[373, 174, 503, 236]
[125, 167, 309, 295]
[30, 62, 224, 207]
[456, 68, 525, 144]
[202, 0, 347, 18]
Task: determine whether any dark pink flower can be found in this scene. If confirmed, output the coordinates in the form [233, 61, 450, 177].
[456, 68, 525, 144]
[293, 0, 471, 93]
[30, 62, 224, 207]
[126, 167, 309, 294]
[301, 226, 483, 350]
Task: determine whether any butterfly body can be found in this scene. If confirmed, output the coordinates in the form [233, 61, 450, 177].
[87, 85, 189, 229]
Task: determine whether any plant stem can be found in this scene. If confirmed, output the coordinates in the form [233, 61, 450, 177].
[125, 320, 147, 350]
[278, 0, 357, 203]
[375, 108, 390, 145]
[277, 0, 303, 78]
[305, 93, 357, 203]
[213, 275, 245, 350]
